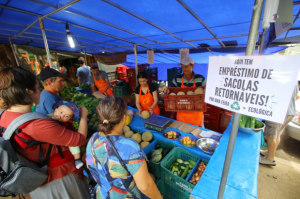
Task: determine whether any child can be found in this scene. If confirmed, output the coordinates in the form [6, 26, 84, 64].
[51, 101, 84, 169]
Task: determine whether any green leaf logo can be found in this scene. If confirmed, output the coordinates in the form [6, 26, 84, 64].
[230, 101, 240, 110]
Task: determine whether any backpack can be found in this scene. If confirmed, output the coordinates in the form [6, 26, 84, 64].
[0, 110, 53, 197]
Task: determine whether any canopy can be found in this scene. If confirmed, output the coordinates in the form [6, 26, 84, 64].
[0, 0, 299, 64]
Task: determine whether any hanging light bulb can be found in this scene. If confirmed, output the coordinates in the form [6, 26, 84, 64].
[66, 22, 75, 48]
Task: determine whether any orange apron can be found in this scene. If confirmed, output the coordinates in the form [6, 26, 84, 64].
[176, 77, 203, 126]
[93, 74, 114, 97]
[139, 84, 160, 115]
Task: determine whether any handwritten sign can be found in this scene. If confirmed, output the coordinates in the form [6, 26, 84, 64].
[147, 50, 154, 64]
[180, 48, 189, 63]
[205, 55, 300, 124]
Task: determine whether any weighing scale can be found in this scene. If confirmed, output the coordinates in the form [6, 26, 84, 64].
[144, 115, 172, 132]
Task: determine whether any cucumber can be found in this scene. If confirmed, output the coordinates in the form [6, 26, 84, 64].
[183, 161, 190, 165]
[188, 164, 194, 169]
[188, 169, 192, 174]
[180, 166, 186, 170]
[189, 159, 196, 166]
[177, 158, 184, 164]
[181, 164, 190, 178]
[174, 171, 178, 176]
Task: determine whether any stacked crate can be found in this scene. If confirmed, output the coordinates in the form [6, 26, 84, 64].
[116, 66, 128, 82]
[203, 104, 222, 132]
[126, 69, 136, 94]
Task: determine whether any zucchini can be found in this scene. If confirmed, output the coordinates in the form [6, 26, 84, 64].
[189, 164, 194, 169]
[177, 158, 184, 164]
[183, 161, 190, 165]
[181, 164, 190, 178]
[189, 159, 196, 166]
[180, 166, 186, 170]
[174, 171, 178, 176]
[188, 169, 192, 174]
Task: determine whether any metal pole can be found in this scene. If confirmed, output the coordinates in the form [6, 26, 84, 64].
[55, 52, 59, 70]
[39, 17, 53, 68]
[9, 38, 19, 66]
[84, 49, 87, 65]
[217, 0, 264, 198]
[134, 44, 138, 86]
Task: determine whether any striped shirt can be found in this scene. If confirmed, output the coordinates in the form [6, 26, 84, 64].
[170, 72, 206, 88]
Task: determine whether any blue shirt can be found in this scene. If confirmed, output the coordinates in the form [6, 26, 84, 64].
[170, 72, 206, 88]
[76, 65, 92, 85]
[36, 90, 61, 114]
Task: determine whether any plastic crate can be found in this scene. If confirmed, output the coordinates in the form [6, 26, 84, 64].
[113, 84, 129, 97]
[123, 95, 136, 106]
[147, 180, 189, 199]
[160, 147, 200, 194]
[163, 86, 207, 112]
[147, 140, 175, 179]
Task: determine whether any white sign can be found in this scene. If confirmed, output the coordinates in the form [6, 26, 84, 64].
[275, 22, 293, 37]
[205, 55, 300, 124]
[180, 48, 189, 63]
[147, 50, 154, 64]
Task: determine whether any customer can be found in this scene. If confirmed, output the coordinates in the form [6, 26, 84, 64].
[0, 67, 89, 198]
[135, 72, 160, 116]
[260, 84, 300, 166]
[89, 62, 113, 96]
[86, 97, 162, 199]
[77, 57, 91, 86]
[36, 67, 67, 114]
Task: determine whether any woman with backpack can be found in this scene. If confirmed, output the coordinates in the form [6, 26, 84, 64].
[86, 97, 163, 199]
[0, 67, 90, 198]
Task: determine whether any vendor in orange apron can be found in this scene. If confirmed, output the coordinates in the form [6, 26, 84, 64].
[177, 77, 203, 126]
[135, 72, 160, 116]
[90, 63, 114, 97]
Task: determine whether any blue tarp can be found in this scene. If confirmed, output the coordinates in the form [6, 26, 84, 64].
[0, 0, 297, 62]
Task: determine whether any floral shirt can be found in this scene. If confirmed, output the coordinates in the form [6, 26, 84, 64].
[86, 133, 146, 199]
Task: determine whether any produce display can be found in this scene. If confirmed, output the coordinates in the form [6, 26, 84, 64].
[180, 136, 196, 147]
[148, 144, 171, 163]
[203, 143, 216, 153]
[163, 131, 181, 140]
[239, 115, 264, 129]
[168, 159, 196, 179]
[141, 110, 150, 119]
[122, 126, 153, 149]
[189, 161, 207, 185]
[60, 86, 80, 101]
[79, 83, 91, 89]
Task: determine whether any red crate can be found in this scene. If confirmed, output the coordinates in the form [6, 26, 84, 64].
[117, 72, 127, 80]
[163, 87, 207, 112]
[206, 104, 222, 113]
[126, 69, 136, 77]
[117, 66, 129, 73]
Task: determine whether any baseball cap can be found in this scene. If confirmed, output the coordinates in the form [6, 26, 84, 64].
[180, 56, 194, 65]
[52, 101, 79, 121]
[39, 67, 67, 81]
[78, 57, 85, 62]
[91, 63, 98, 69]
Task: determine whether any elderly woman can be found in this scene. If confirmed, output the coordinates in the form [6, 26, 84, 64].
[0, 67, 89, 199]
[86, 97, 162, 199]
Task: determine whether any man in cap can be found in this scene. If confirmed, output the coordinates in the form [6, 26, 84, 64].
[76, 57, 91, 86]
[36, 67, 67, 114]
[89, 62, 114, 96]
[169, 56, 206, 126]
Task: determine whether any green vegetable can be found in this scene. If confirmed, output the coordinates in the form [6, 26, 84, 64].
[151, 154, 162, 163]
[181, 164, 190, 178]
[249, 117, 256, 129]
[189, 159, 196, 166]
[188, 169, 192, 174]
[162, 148, 170, 157]
[255, 120, 264, 128]
[155, 144, 161, 149]
[79, 83, 91, 89]
[151, 148, 163, 157]
[180, 166, 186, 170]
[183, 161, 190, 165]
[177, 158, 184, 164]
[239, 115, 246, 127]
[173, 171, 178, 176]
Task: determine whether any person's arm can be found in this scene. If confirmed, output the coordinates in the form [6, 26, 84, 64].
[135, 93, 142, 117]
[77, 106, 88, 138]
[103, 79, 110, 95]
[133, 161, 163, 199]
[77, 76, 81, 86]
[297, 92, 300, 100]
[149, 90, 158, 115]
[92, 84, 97, 93]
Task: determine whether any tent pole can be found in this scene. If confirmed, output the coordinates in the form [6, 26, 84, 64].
[134, 44, 138, 86]
[217, 0, 264, 198]
[39, 17, 52, 68]
[55, 52, 59, 70]
[84, 49, 87, 65]
[9, 38, 19, 66]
